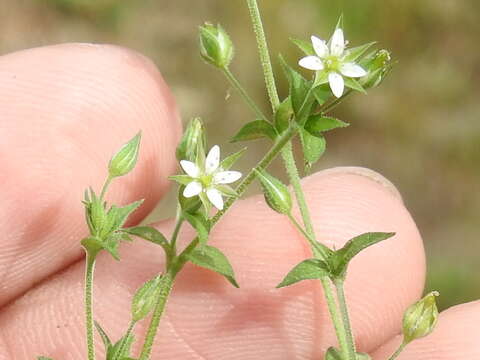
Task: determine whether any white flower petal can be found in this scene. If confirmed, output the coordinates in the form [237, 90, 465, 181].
[298, 56, 324, 71]
[330, 28, 345, 56]
[183, 181, 202, 197]
[205, 145, 220, 174]
[214, 171, 242, 184]
[328, 72, 345, 98]
[311, 35, 329, 58]
[180, 160, 200, 178]
[340, 62, 367, 78]
[206, 188, 224, 210]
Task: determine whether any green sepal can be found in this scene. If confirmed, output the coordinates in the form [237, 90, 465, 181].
[344, 77, 367, 94]
[329, 232, 396, 279]
[312, 85, 331, 105]
[274, 97, 293, 134]
[122, 226, 170, 255]
[184, 212, 210, 246]
[277, 259, 330, 288]
[176, 117, 206, 162]
[108, 132, 141, 178]
[169, 175, 194, 186]
[279, 55, 314, 120]
[300, 128, 326, 174]
[255, 169, 292, 215]
[344, 42, 376, 63]
[290, 37, 315, 56]
[198, 191, 212, 215]
[304, 115, 349, 136]
[215, 184, 238, 198]
[187, 245, 239, 287]
[334, 14, 344, 31]
[231, 120, 277, 143]
[219, 147, 247, 170]
[131, 275, 162, 322]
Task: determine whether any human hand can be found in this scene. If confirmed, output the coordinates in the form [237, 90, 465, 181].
[0, 44, 478, 360]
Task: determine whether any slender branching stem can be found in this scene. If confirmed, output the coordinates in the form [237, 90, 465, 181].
[334, 279, 357, 360]
[99, 175, 113, 201]
[246, 0, 280, 111]
[222, 67, 268, 121]
[84, 250, 98, 360]
[170, 208, 184, 257]
[388, 341, 407, 360]
[138, 271, 175, 360]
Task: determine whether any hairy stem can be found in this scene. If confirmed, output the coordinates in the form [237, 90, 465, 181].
[169, 209, 184, 258]
[334, 279, 357, 360]
[99, 175, 113, 200]
[388, 341, 407, 360]
[113, 320, 136, 360]
[138, 271, 175, 360]
[222, 67, 268, 121]
[84, 251, 98, 360]
[246, 0, 280, 111]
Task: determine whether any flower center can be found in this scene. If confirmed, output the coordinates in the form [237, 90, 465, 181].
[200, 174, 213, 187]
[324, 55, 341, 72]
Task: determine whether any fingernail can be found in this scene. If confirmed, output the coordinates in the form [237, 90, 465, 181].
[318, 166, 403, 202]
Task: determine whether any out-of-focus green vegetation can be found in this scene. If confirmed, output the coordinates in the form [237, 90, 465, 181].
[2, 0, 478, 310]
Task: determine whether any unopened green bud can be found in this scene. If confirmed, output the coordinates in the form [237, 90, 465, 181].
[255, 170, 292, 214]
[176, 117, 206, 162]
[108, 132, 141, 178]
[199, 23, 234, 68]
[132, 275, 162, 322]
[360, 49, 392, 89]
[402, 291, 439, 344]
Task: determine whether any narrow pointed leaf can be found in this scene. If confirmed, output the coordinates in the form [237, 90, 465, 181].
[169, 175, 194, 186]
[313, 85, 331, 105]
[290, 38, 315, 56]
[95, 321, 113, 350]
[109, 333, 135, 360]
[344, 42, 376, 62]
[108, 200, 144, 233]
[344, 77, 367, 94]
[231, 120, 277, 143]
[304, 115, 349, 136]
[219, 147, 247, 170]
[187, 245, 239, 287]
[277, 259, 330, 288]
[122, 226, 170, 254]
[325, 347, 342, 360]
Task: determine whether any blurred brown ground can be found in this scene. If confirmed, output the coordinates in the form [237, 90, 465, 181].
[1, 0, 479, 310]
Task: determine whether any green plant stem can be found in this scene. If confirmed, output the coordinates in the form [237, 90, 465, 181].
[388, 341, 407, 360]
[84, 250, 98, 360]
[99, 175, 113, 200]
[138, 271, 175, 360]
[334, 279, 357, 360]
[246, 0, 280, 111]
[169, 208, 184, 257]
[113, 320, 136, 360]
[222, 67, 268, 121]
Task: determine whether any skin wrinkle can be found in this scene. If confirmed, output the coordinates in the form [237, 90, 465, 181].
[163, 312, 207, 360]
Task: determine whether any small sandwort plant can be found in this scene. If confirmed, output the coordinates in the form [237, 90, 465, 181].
[36, 1, 440, 359]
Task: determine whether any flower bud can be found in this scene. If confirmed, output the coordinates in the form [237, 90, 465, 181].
[132, 275, 162, 322]
[360, 49, 392, 89]
[402, 291, 439, 344]
[176, 117, 206, 162]
[199, 23, 234, 68]
[255, 170, 292, 214]
[108, 132, 141, 178]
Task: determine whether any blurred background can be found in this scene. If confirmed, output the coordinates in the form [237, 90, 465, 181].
[1, 0, 479, 310]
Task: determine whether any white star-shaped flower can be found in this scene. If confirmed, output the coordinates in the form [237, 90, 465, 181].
[298, 28, 367, 98]
[180, 145, 242, 210]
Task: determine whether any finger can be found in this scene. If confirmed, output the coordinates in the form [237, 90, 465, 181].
[372, 301, 480, 359]
[0, 167, 425, 359]
[0, 43, 181, 306]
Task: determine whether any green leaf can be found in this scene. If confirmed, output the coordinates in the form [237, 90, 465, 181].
[187, 245, 239, 287]
[255, 170, 292, 215]
[312, 85, 331, 105]
[95, 321, 113, 351]
[103, 235, 121, 260]
[231, 120, 277, 143]
[344, 42, 376, 63]
[330, 232, 395, 279]
[300, 128, 326, 174]
[344, 77, 367, 94]
[132, 275, 162, 322]
[169, 175, 194, 186]
[304, 115, 349, 136]
[290, 37, 314, 55]
[109, 132, 141, 178]
[184, 212, 210, 246]
[277, 259, 330, 288]
[325, 347, 342, 360]
[122, 226, 170, 254]
[109, 333, 135, 360]
[219, 147, 247, 170]
[274, 97, 293, 133]
[279, 55, 314, 119]
[110, 200, 144, 232]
